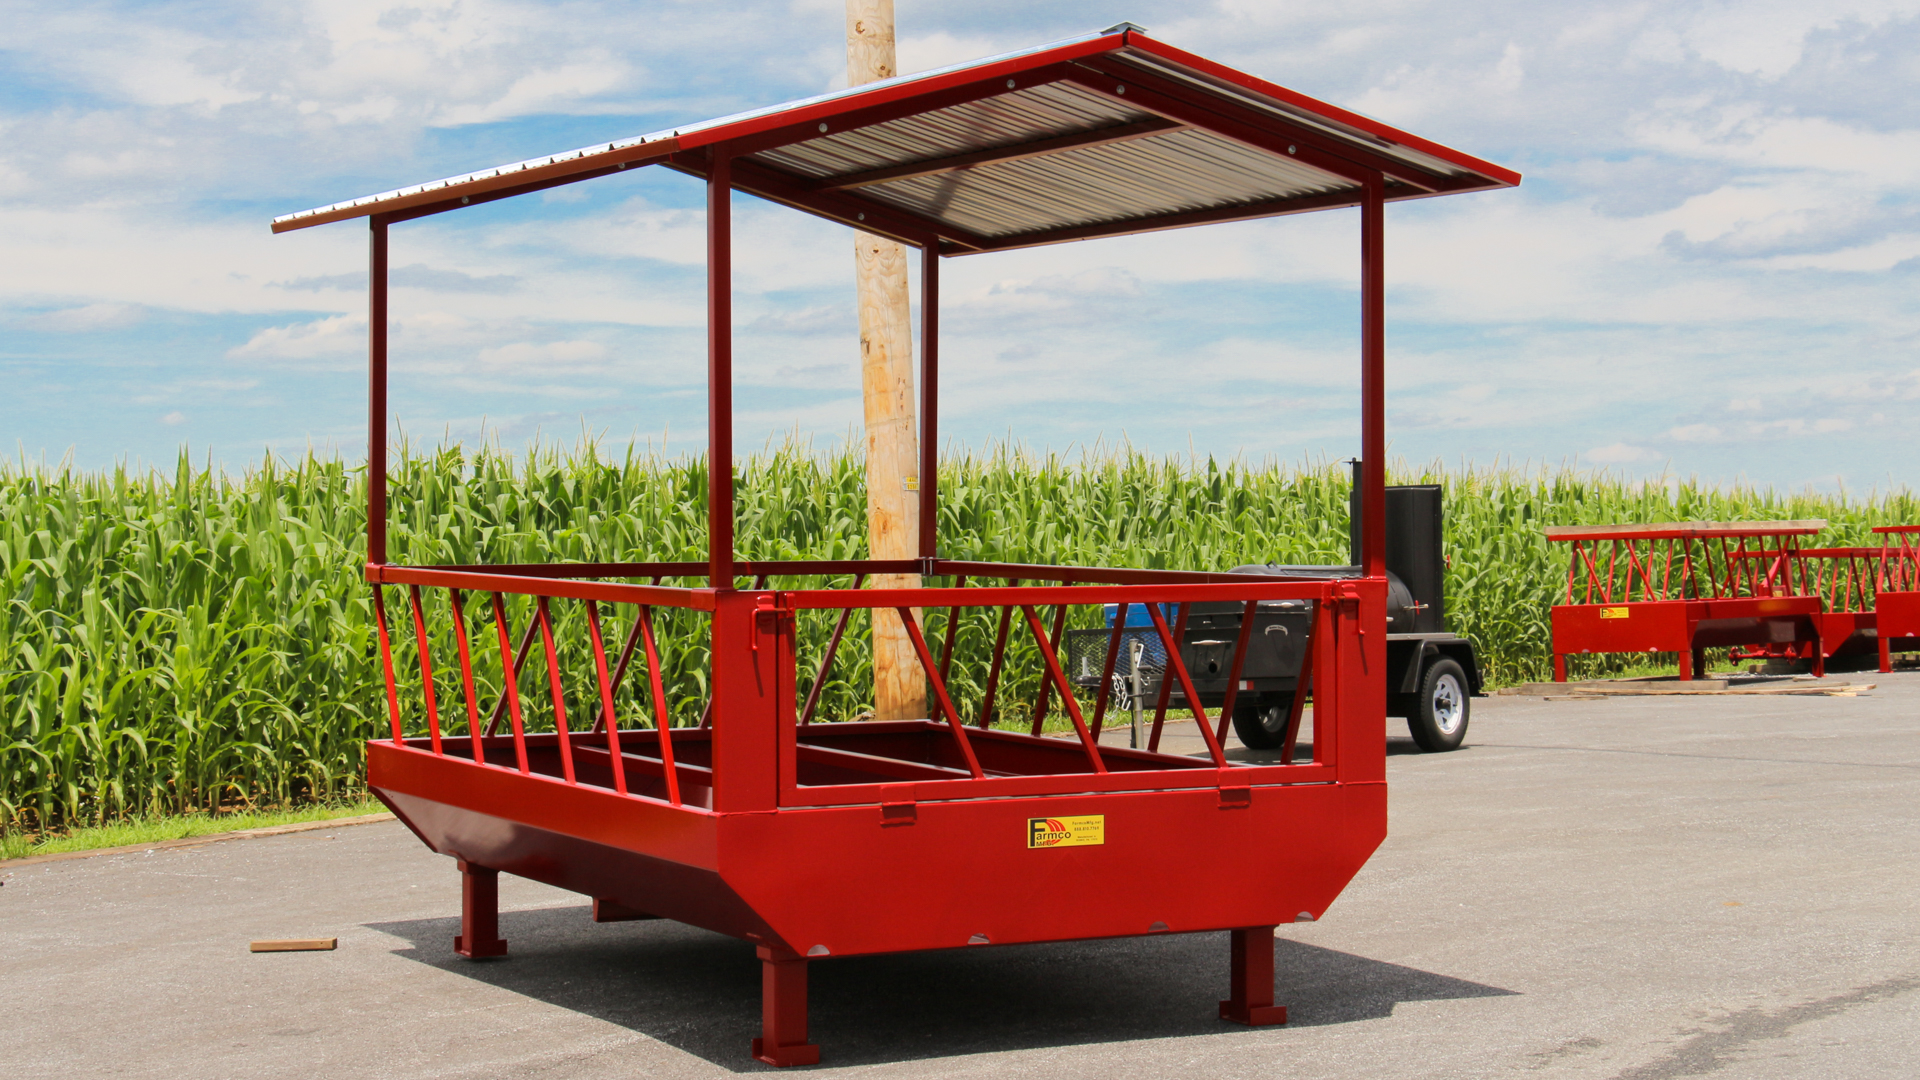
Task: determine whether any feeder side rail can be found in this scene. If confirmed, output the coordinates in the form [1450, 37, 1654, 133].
[1547, 521, 1827, 605]
[1875, 527, 1920, 593]
[368, 565, 1362, 821]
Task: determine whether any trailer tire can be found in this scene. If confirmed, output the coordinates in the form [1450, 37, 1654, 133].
[1231, 695, 1295, 750]
[1407, 658, 1469, 752]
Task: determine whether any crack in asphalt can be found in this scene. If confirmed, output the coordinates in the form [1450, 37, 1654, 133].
[1609, 974, 1920, 1079]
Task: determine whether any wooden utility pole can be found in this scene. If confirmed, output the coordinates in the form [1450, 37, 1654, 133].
[847, 0, 925, 721]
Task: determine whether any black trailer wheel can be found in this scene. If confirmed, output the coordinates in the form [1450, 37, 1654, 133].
[1232, 695, 1295, 750]
[1407, 657, 1469, 752]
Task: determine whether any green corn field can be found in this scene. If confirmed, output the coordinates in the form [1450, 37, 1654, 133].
[3, 441, 1914, 833]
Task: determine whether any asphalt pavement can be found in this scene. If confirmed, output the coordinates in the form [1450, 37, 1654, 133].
[5, 673, 1918, 1079]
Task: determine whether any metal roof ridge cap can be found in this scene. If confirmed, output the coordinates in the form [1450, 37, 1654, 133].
[1116, 34, 1521, 187]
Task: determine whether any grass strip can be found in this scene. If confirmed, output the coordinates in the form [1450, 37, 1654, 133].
[0, 797, 387, 862]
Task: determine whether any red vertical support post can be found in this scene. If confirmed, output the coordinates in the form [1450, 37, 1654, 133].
[710, 592, 777, 813]
[367, 216, 389, 569]
[752, 946, 820, 1066]
[1280, 603, 1316, 765]
[707, 151, 735, 590]
[919, 243, 939, 561]
[1358, 174, 1386, 581]
[453, 860, 507, 959]
[367, 217, 397, 745]
[1219, 926, 1286, 1025]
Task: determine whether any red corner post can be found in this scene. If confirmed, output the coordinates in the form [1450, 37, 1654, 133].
[919, 243, 939, 561]
[368, 215, 389, 569]
[1358, 173, 1386, 580]
[708, 150, 736, 589]
[753, 945, 820, 1066]
[1219, 926, 1287, 1026]
[454, 859, 507, 958]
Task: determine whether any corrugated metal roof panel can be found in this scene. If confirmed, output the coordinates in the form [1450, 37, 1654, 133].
[755, 82, 1145, 180]
[858, 128, 1353, 238]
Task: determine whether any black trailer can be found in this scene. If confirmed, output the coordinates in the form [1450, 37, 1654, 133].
[1067, 483, 1482, 752]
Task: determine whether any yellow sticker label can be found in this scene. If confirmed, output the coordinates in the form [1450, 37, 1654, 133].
[1028, 815, 1104, 848]
[1599, 606, 1631, 619]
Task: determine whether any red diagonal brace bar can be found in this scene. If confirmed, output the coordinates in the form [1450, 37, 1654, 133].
[407, 584, 443, 755]
[584, 600, 629, 796]
[535, 597, 576, 784]
[448, 589, 485, 767]
[897, 607, 985, 780]
[1147, 602, 1228, 768]
[1019, 605, 1107, 774]
[489, 593, 530, 774]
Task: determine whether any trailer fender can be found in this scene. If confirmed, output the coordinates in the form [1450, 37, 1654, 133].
[1432, 641, 1484, 695]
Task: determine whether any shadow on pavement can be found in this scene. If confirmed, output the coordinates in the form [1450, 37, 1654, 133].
[368, 906, 1514, 1070]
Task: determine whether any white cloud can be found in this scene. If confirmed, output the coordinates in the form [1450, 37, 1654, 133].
[1586, 442, 1665, 465]
[1669, 423, 1721, 442]
[229, 313, 367, 360]
[20, 302, 146, 332]
[475, 339, 611, 373]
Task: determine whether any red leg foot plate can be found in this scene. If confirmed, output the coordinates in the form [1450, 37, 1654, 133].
[453, 934, 507, 959]
[751, 1037, 821, 1067]
[1220, 1000, 1288, 1026]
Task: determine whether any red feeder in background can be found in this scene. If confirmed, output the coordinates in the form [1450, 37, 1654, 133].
[1549, 521, 1920, 680]
[273, 25, 1518, 1066]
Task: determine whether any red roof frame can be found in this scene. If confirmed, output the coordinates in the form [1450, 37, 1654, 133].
[277, 27, 1521, 593]
[271, 26, 1518, 255]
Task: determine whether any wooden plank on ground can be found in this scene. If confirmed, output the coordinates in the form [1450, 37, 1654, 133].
[250, 938, 337, 953]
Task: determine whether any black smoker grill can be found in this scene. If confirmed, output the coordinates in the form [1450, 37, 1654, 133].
[1068, 482, 1482, 752]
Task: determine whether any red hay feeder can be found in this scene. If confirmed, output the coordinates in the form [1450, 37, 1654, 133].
[1548, 521, 1920, 679]
[1546, 521, 1829, 681]
[273, 26, 1518, 1066]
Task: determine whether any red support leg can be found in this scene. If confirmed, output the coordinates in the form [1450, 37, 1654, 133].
[1677, 644, 1694, 682]
[752, 946, 820, 1066]
[1219, 926, 1287, 1026]
[1880, 634, 1892, 674]
[1553, 653, 1567, 683]
[1690, 646, 1707, 682]
[453, 860, 507, 959]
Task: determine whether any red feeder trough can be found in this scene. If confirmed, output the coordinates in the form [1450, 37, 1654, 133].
[273, 26, 1518, 1066]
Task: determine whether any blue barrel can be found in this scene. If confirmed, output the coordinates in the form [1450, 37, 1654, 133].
[1103, 602, 1180, 628]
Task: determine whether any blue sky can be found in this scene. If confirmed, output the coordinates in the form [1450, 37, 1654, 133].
[3, 1, 1918, 490]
